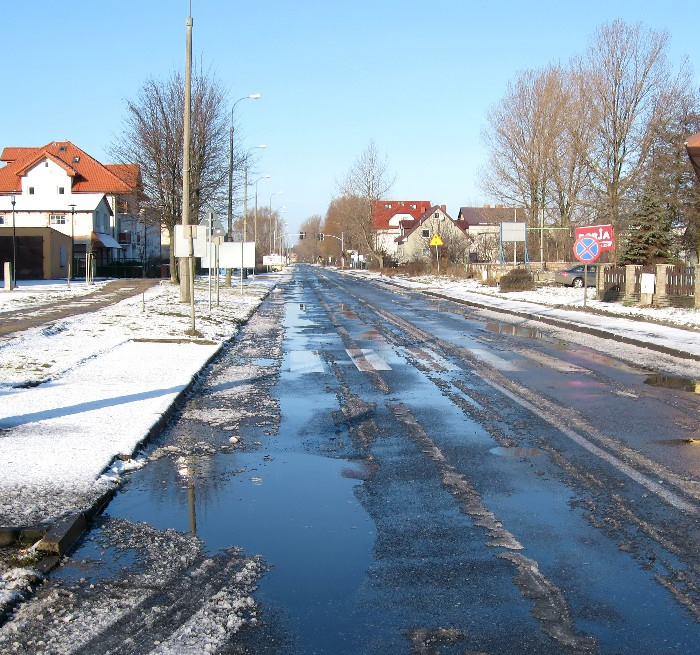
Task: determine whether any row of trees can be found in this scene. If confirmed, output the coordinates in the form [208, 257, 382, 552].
[481, 20, 700, 264]
[112, 20, 699, 279]
[295, 142, 396, 268]
[111, 66, 277, 282]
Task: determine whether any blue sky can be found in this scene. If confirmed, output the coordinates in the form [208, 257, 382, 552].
[2, 1, 698, 237]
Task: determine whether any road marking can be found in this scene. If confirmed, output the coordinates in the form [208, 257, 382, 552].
[468, 348, 520, 371]
[346, 348, 391, 371]
[405, 346, 460, 371]
[516, 349, 588, 373]
[289, 350, 325, 374]
[482, 375, 697, 514]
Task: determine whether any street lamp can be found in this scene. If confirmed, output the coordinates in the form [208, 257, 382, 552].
[253, 175, 270, 269]
[10, 195, 16, 288]
[227, 94, 261, 241]
[269, 191, 283, 255]
[68, 204, 76, 287]
[243, 149, 267, 242]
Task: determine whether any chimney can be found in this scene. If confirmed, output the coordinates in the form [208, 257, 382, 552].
[440, 205, 446, 213]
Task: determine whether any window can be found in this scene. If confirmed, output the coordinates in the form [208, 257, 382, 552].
[73, 156, 80, 163]
[0, 215, 4, 225]
[422, 229, 430, 238]
[58, 187, 65, 194]
[384, 203, 392, 209]
[434, 212, 440, 218]
[409, 204, 416, 209]
[50, 214, 67, 225]
[29, 187, 35, 194]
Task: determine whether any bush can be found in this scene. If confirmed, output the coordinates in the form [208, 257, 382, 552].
[499, 267, 535, 292]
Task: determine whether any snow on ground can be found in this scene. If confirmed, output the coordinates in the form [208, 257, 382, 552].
[340, 269, 700, 380]
[0, 279, 111, 313]
[0, 275, 280, 529]
[374, 272, 700, 329]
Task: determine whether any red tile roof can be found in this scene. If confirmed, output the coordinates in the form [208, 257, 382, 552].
[372, 200, 432, 230]
[687, 132, 700, 180]
[0, 141, 138, 194]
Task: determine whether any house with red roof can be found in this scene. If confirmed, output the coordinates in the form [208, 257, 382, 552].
[0, 141, 142, 280]
[687, 132, 700, 182]
[371, 200, 432, 261]
[395, 205, 470, 264]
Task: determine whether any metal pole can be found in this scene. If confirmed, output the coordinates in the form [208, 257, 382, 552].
[182, 8, 195, 332]
[226, 111, 234, 288]
[208, 210, 212, 312]
[68, 204, 75, 288]
[540, 205, 544, 267]
[10, 195, 16, 288]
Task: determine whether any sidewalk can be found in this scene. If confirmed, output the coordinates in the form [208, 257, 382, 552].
[425, 287, 700, 362]
[0, 276, 278, 546]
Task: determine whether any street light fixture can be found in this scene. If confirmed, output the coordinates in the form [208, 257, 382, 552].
[253, 174, 270, 254]
[10, 195, 16, 288]
[243, 150, 267, 242]
[268, 192, 283, 256]
[227, 94, 261, 241]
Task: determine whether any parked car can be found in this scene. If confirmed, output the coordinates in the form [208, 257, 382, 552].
[553, 264, 598, 287]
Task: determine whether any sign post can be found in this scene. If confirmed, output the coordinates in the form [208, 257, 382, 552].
[573, 235, 601, 307]
[430, 233, 444, 274]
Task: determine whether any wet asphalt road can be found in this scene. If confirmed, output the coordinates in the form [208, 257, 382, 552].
[3, 265, 699, 654]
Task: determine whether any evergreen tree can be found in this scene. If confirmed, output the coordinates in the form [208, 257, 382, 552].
[621, 187, 672, 264]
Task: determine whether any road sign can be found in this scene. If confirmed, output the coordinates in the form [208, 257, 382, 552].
[575, 224, 614, 251]
[429, 233, 444, 247]
[573, 236, 601, 263]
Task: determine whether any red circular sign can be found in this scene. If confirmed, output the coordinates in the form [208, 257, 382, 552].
[573, 236, 601, 263]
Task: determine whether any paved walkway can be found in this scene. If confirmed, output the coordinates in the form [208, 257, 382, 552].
[0, 278, 161, 337]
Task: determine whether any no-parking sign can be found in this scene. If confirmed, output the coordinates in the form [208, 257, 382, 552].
[573, 236, 601, 263]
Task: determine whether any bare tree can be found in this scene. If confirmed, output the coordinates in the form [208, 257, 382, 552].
[481, 67, 565, 225]
[337, 141, 395, 269]
[295, 215, 323, 263]
[111, 68, 229, 282]
[579, 20, 682, 233]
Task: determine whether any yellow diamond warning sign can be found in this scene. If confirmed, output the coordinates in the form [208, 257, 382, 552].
[429, 233, 444, 247]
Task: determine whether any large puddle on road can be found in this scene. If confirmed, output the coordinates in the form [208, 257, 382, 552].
[59, 443, 376, 652]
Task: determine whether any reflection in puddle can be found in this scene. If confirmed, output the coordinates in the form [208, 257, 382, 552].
[358, 329, 384, 342]
[490, 446, 541, 457]
[335, 303, 358, 320]
[653, 438, 700, 446]
[645, 374, 700, 394]
[251, 358, 276, 367]
[485, 322, 543, 339]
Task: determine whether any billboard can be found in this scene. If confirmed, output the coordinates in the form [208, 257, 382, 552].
[574, 224, 614, 251]
[500, 222, 527, 242]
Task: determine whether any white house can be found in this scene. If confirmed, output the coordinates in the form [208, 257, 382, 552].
[395, 205, 470, 264]
[0, 142, 141, 280]
[371, 200, 433, 262]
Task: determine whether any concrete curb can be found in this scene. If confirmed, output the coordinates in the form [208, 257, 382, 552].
[423, 290, 700, 363]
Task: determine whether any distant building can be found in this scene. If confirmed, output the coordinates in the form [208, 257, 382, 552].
[0, 141, 152, 280]
[395, 205, 469, 264]
[372, 200, 433, 261]
[457, 206, 526, 262]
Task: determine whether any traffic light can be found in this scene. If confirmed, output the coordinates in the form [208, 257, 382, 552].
[299, 232, 306, 240]
[317, 233, 324, 241]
